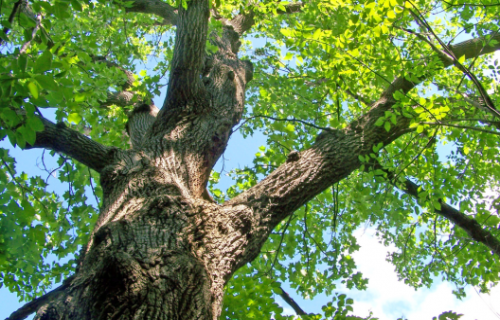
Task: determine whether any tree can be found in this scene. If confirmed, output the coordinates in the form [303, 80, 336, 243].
[1, 0, 500, 318]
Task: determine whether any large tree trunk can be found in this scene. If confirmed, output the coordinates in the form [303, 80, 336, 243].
[36, 193, 241, 319]
[35, 118, 260, 319]
[33, 1, 258, 312]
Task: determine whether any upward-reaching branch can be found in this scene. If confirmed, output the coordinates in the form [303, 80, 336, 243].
[161, 0, 209, 111]
[222, 33, 500, 267]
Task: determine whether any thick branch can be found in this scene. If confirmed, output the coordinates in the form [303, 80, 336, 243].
[226, 104, 408, 223]
[29, 118, 119, 173]
[220, 11, 255, 36]
[368, 160, 500, 257]
[161, 0, 209, 111]
[381, 32, 500, 101]
[208, 1, 303, 58]
[224, 32, 500, 267]
[124, 0, 178, 25]
[101, 91, 137, 107]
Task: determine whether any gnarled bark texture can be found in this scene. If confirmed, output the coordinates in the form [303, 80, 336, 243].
[7, 0, 500, 319]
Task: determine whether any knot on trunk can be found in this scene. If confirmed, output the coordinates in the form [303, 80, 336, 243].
[242, 60, 253, 82]
[286, 150, 300, 163]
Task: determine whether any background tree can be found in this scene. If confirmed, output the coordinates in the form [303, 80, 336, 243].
[1, 0, 500, 319]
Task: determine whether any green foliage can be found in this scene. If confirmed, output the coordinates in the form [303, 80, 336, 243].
[0, 148, 99, 300]
[432, 310, 463, 320]
[1, 0, 500, 318]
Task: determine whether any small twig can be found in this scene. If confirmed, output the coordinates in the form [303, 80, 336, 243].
[422, 121, 500, 136]
[408, 3, 500, 119]
[249, 114, 332, 131]
[1, 154, 27, 200]
[19, 14, 42, 54]
[302, 203, 311, 274]
[271, 139, 291, 152]
[332, 184, 339, 231]
[41, 152, 69, 184]
[393, 128, 439, 182]
[0, 0, 22, 45]
[402, 223, 417, 264]
[267, 214, 294, 275]
[278, 286, 307, 315]
[442, 0, 500, 7]
[0, 153, 50, 214]
[65, 162, 74, 212]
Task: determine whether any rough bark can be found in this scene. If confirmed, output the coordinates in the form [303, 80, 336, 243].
[126, 104, 160, 150]
[8, 0, 500, 319]
[27, 117, 121, 173]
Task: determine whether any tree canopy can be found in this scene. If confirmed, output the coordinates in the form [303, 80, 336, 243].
[1, 0, 500, 318]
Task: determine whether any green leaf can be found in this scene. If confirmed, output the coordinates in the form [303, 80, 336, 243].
[15, 131, 26, 148]
[68, 113, 82, 124]
[35, 75, 58, 91]
[34, 50, 53, 73]
[17, 126, 36, 146]
[17, 54, 28, 72]
[71, 0, 83, 11]
[384, 121, 391, 132]
[27, 81, 39, 99]
[390, 114, 397, 125]
[53, 2, 71, 19]
[374, 117, 385, 126]
[74, 92, 86, 102]
[26, 116, 45, 132]
[433, 200, 441, 211]
[312, 29, 322, 40]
